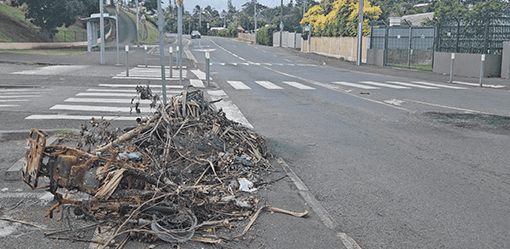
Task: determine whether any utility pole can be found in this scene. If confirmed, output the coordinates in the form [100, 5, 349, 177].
[356, 0, 364, 66]
[254, 0, 257, 43]
[115, 0, 120, 65]
[135, 0, 140, 47]
[100, 0, 105, 64]
[178, 0, 183, 84]
[280, 0, 283, 47]
[157, 0, 167, 103]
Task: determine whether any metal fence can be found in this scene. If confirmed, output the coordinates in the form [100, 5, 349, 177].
[437, 16, 510, 55]
[0, 27, 87, 42]
[370, 25, 435, 67]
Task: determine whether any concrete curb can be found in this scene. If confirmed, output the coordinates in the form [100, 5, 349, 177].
[3, 136, 58, 181]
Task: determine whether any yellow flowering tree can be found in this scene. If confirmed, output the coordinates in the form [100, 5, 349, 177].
[300, 0, 381, 37]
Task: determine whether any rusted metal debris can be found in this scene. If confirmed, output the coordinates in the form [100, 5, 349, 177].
[22, 89, 308, 246]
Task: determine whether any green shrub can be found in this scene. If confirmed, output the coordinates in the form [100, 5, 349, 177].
[256, 25, 277, 46]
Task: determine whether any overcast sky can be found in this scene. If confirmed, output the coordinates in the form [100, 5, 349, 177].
[160, 0, 289, 13]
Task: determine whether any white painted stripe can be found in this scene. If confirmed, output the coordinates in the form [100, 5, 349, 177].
[50, 104, 153, 113]
[207, 90, 253, 129]
[263, 63, 272, 66]
[190, 79, 205, 88]
[284, 59, 292, 62]
[386, 81, 439, 89]
[0, 91, 45, 94]
[332, 81, 380, 90]
[0, 89, 49, 92]
[65, 98, 153, 104]
[87, 88, 136, 93]
[359, 81, 411, 89]
[288, 64, 295, 66]
[76, 92, 135, 97]
[190, 69, 208, 80]
[12, 65, 88, 75]
[98, 84, 183, 88]
[0, 99, 29, 102]
[251, 63, 261, 65]
[230, 63, 237, 66]
[113, 76, 181, 80]
[0, 95, 42, 98]
[25, 115, 140, 121]
[282, 81, 315, 90]
[411, 81, 468, 89]
[219, 63, 225, 66]
[255, 81, 283, 90]
[136, 65, 187, 69]
[0, 105, 18, 107]
[239, 57, 246, 61]
[241, 63, 249, 66]
[227, 81, 251, 90]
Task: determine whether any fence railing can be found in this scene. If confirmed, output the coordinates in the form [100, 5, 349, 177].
[0, 27, 88, 43]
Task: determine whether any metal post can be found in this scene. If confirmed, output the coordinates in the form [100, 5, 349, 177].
[449, 53, 455, 83]
[280, 0, 283, 47]
[178, 4, 183, 84]
[125, 45, 129, 76]
[135, 0, 140, 47]
[144, 45, 147, 67]
[383, 25, 389, 66]
[157, 0, 166, 104]
[254, 0, 257, 43]
[205, 52, 210, 87]
[408, 26, 412, 68]
[169, 47, 173, 78]
[479, 54, 485, 87]
[116, 1, 120, 65]
[356, 0, 364, 66]
[100, 0, 105, 65]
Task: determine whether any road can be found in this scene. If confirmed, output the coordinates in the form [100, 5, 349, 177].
[188, 37, 510, 248]
[1, 36, 509, 248]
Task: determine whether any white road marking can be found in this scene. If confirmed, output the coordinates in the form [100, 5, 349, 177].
[230, 63, 238, 66]
[404, 99, 489, 114]
[0, 105, 18, 107]
[136, 65, 187, 69]
[113, 76, 180, 80]
[190, 69, 209, 80]
[50, 104, 153, 113]
[332, 81, 380, 90]
[0, 89, 48, 92]
[207, 90, 253, 129]
[87, 88, 136, 93]
[359, 81, 411, 89]
[282, 81, 315, 90]
[384, 99, 405, 106]
[12, 65, 88, 75]
[0, 95, 42, 98]
[0, 99, 29, 102]
[190, 79, 205, 88]
[263, 63, 272, 66]
[411, 81, 468, 89]
[98, 84, 183, 88]
[227, 81, 251, 90]
[241, 63, 249, 66]
[25, 115, 139, 120]
[239, 57, 246, 61]
[65, 98, 153, 104]
[0, 91, 45, 95]
[386, 81, 439, 89]
[255, 81, 284, 90]
[76, 92, 135, 97]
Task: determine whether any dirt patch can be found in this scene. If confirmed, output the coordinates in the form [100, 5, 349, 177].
[424, 112, 510, 135]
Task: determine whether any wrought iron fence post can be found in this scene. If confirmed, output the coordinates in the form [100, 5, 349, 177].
[384, 26, 389, 66]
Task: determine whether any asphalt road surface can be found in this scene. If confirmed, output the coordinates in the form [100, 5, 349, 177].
[189, 37, 510, 248]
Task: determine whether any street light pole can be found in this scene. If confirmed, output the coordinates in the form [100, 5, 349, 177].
[356, 0, 364, 66]
[135, 0, 140, 47]
[280, 0, 283, 47]
[157, 0, 166, 104]
[115, 0, 120, 65]
[100, 0, 105, 65]
[254, 0, 257, 43]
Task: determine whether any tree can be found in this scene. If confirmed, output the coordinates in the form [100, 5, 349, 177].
[143, 0, 161, 14]
[17, 0, 97, 39]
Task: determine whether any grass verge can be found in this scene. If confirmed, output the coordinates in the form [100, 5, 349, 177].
[125, 11, 159, 43]
[0, 48, 86, 55]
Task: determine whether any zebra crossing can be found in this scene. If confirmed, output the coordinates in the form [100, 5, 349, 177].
[24, 66, 209, 121]
[226, 79, 469, 91]
[0, 88, 46, 108]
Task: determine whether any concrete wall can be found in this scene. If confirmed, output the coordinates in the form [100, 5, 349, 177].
[367, 49, 384, 66]
[273, 32, 302, 49]
[433, 52, 502, 77]
[502, 41, 510, 79]
[301, 36, 368, 63]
